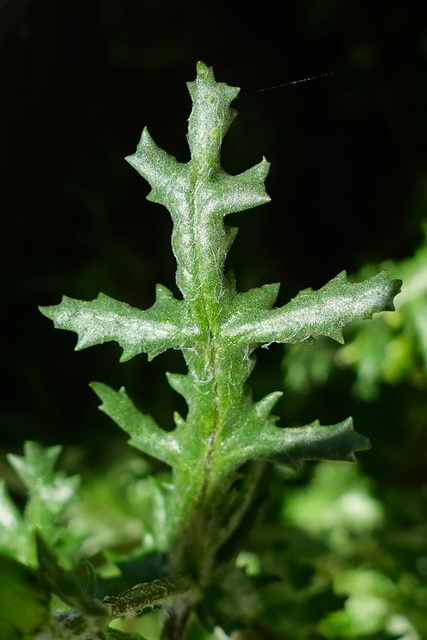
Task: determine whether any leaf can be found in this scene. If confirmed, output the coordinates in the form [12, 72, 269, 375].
[0, 554, 50, 640]
[0, 479, 32, 563]
[36, 533, 108, 621]
[90, 382, 180, 466]
[222, 417, 370, 472]
[6, 441, 82, 568]
[40, 285, 199, 362]
[35, 536, 151, 639]
[8, 441, 63, 488]
[222, 271, 402, 345]
[126, 62, 270, 304]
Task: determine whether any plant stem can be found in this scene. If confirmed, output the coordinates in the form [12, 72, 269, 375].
[161, 603, 190, 640]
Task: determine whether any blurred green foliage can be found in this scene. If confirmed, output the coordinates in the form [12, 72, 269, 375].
[277, 219, 427, 638]
[283, 221, 427, 403]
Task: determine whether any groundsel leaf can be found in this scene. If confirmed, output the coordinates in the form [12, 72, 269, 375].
[222, 271, 402, 345]
[222, 417, 370, 472]
[40, 285, 199, 362]
[90, 382, 180, 466]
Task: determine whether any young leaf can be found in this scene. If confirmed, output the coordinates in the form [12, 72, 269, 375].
[40, 285, 199, 362]
[90, 382, 180, 466]
[0, 480, 32, 563]
[221, 417, 370, 473]
[7, 441, 82, 567]
[222, 271, 400, 345]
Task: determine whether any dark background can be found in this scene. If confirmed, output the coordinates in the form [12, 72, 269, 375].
[1, 0, 427, 471]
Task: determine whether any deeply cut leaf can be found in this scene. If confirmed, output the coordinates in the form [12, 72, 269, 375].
[90, 382, 180, 466]
[40, 285, 199, 362]
[6, 442, 82, 568]
[222, 417, 370, 472]
[222, 271, 401, 345]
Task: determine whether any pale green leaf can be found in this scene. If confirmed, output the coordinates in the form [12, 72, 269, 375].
[186, 61, 240, 165]
[223, 417, 370, 471]
[0, 480, 32, 563]
[7, 442, 82, 568]
[39, 61, 403, 613]
[90, 382, 180, 466]
[8, 442, 80, 526]
[40, 285, 199, 362]
[222, 271, 401, 345]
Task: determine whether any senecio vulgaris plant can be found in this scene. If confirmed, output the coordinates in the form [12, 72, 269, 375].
[34, 62, 401, 638]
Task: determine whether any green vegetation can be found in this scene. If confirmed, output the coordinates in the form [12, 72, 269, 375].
[0, 63, 406, 639]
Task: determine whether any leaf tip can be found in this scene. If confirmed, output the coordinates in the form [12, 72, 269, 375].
[196, 60, 210, 78]
[89, 381, 110, 404]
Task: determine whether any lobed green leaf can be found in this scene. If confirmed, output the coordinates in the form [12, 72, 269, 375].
[6, 442, 82, 568]
[40, 285, 199, 362]
[222, 271, 402, 345]
[0, 480, 32, 564]
[222, 417, 370, 472]
[90, 382, 180, 466]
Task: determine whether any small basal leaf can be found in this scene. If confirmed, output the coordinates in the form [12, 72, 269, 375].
[103, 576, 198, 619]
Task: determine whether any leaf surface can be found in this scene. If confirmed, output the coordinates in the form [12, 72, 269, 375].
[223, 417, 370, 472]
[7, 441, 82, 567]
[91, 382, 180, 466]
[40, 285, 198, 362]
[223, 271, 401, 345]
[0, 480, 31, 563]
